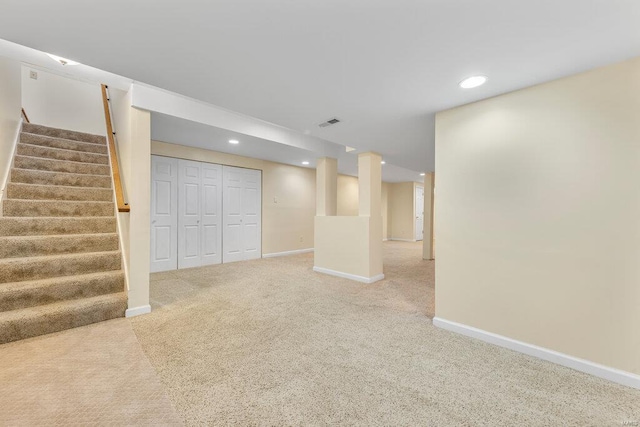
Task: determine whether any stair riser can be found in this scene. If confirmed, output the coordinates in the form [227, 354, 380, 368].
[14, 156, 110, 176]
[3, 200, 114, 217]
[0, 217, 117, 236]
[17, 144, 109, 165]
[21, 133, 108, 155]
[0, 235, 119, 258]
[0, 273, 124, 312]
[11, 168, 112, 188]
[0, 295, 127, 344]
[6, 183, 113, 202]
[0, 252, 122, 284]
[22, 123, 106, 145]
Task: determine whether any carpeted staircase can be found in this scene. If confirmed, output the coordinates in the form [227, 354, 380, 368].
[0, 123, 127, 344]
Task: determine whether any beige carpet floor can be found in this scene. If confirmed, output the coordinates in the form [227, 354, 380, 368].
[131, 241, 640, 426]
[0, 317, 181, 426]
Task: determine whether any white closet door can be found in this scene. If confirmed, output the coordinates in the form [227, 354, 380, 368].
[242, 169, 262, 260]
[150, 156, 178, 273]
[178, 159, 203, 269]
[200, 163, 222, 265]
[223, 166, 262, 263]
[222, 166, 244, 263]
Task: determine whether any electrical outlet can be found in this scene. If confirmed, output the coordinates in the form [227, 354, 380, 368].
[273, 197, 278, 204]
[29, 70, 38, 80]
[299, 236, 304, 242]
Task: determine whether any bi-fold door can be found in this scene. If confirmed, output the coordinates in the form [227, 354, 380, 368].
[150, 156, 262, 272]
[178, 160, 223, 269]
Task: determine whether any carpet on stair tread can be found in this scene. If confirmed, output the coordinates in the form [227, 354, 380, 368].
[13, 155, 110, 176]
[10, 168, 112, 188]
[0, 251, 122, 284]
[0, 217, 117, 236]
[0, 271, 125, 312]
[16, 143, 109, 165]
[22, 123, 106, 145]
[0, 292, 127, 344]
[0, 233, 119, 258]
[20, 132, 108, 154]
[6, 182, 113, 202]
[2, 199, 115, 217]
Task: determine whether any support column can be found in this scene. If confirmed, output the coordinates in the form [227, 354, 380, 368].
[358, 152, 383, 278]
[316, 157, 337, 216]
[126, 106, 151, 316]
[423, 172, 435, 260]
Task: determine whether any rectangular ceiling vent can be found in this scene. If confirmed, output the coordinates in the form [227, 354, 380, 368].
[318, 117, 341, 128]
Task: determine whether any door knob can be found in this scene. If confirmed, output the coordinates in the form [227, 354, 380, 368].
[152, 220, 156, 224]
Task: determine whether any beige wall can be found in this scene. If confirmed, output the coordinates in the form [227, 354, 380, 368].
[422, 173, 435, 260]
[435, 57, 640, 375]
[21, 67, 104, 135]
[337, 174, 391, 239]
[389, 182, 417, 240]
[0, 56, 21, 202]
[151, 140, 316, 255]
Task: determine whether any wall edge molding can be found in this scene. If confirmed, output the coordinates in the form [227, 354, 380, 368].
[263, 248, 314, 258]
[125, 305, 151, 318]
[433, 317, 640, 390]
[389, 238, 417, 242]
[313, 266, 384, 283]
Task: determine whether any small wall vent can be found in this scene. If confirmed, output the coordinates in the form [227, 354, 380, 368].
[318, 117, 341, 128]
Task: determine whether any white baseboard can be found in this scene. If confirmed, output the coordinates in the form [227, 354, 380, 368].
[125, 305, 151, 318]
[389, 238, 417, 242]
[313, 266, 385, 283]
[433, 317, 640, 390]
[382, 238, 389, 241]
[263, 248, 314, 258]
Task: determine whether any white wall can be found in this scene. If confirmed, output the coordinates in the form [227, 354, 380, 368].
[0, 56, 21, 201]
[435, 57, 640, 377]
[21, 66, 104, 135]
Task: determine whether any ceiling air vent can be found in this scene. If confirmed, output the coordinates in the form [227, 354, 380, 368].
[318, 117, 341, 128]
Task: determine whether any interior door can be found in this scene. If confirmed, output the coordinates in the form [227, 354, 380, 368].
[150, 156, 178, 273]
[415, 185, 424, 241]
[223, 166, 262, 263]
[242, 169, 262, 260]
[178, 159, 202, 269]
[222, 166, 244, 263]
[200, 162, 222, 265]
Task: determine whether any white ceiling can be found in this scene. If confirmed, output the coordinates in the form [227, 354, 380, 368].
[1, 0, 639, 173]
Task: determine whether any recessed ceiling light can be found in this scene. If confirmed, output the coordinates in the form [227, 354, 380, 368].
[302, 161, 310, 165]
[459, 75, 487, 89]
[46, 53, 79, 66]
[420, 173, 425, 176]
[228, 139, 239, 144]
[381, 161, 386, 165]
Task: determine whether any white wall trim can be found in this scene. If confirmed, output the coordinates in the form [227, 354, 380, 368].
[263, 248, 314, 258]
[125, 305, 151, 318]
[313, 266, 385, 284]
[0, 118, 22, 199]
[382, 238, 389, 241]
[433, 317, 640, 390]
[389, 238, 417, 242]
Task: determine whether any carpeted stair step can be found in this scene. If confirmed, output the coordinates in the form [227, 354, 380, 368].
[14, 155, 110, 175]
[22, 123, 106, 145]
[3, 199, 114, 217]
[0, 250, 122, 284]
[0, 292, 127, 344]
[11, 168, 112, 188]
[20, 133, 108, 155]
[0, 217, 116, 236]
[0, 271, 124, 312]
[6, 182, 113, 202]
[0, 233, 119, 258]
[16, 143, 109, 165]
